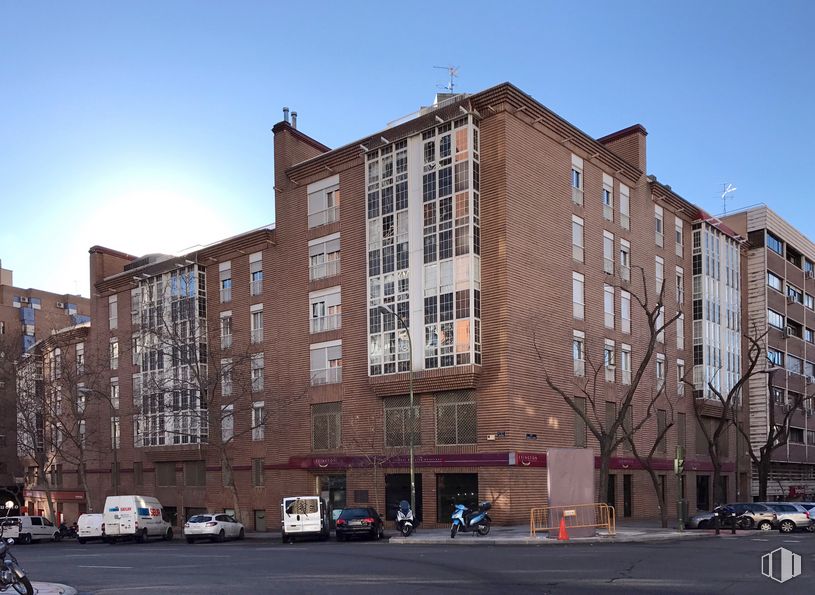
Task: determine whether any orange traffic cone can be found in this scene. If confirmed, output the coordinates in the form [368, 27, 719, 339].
[558, 516, 569, 541]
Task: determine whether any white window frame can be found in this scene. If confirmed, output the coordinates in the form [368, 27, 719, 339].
[110, 377, 119, 410]
[619, 184, 630, 230]
[604, 284, 615, 329]
[221, 404, 234, 442]
[251, 353, 264, 393]
[309, 287, 342, 334]
[656, 353, 666, 392]
[677, 313, 685, 350]
[571, 154, 584, 206]
[219, 261, 232, 303]
[655, 205, 664, 248]
[620, 344, 632, 385]
[675, 216, 684, 257]
[603, 231, 615, 275]
[656, 256, 665, 295]
[602, 173, 614, 222]
[604, 339, 616, 382]
[109, 338, 118, 370]
[677, 359, 685, 396]
[309, 233, 341, 281]
[573, 272, 585, 320]
[220, 310, 233, 350]
[676, 266, 685, 305]
[249, 252, 263, 296]
[252, 401, 265, 441]
[250, 304, 263, 344]
[620, 239, 631, 282]
[621, 290, 631, 334]
[573, 330, 585, 377]
[307, 175, 340, 228]
[310, 340, 342, 386]
[108, 295, 118, 330]
[572, 215, 584, 262]
[221, 358, 233, 396]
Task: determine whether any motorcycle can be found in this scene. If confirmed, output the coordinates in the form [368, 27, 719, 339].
[450, 501, 491, 538]
[58, 523, 77, 540]
[395, 500, 415, 537]
[0, 521, 33, 594]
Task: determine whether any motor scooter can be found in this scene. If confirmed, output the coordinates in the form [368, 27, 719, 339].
[450, 501, 491, 538]
[0, 506, 33, 594]
[395, 500, 415, 537]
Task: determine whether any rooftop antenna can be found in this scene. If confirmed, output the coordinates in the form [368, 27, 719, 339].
[433, 65, 459, 93]
[720, 183, 737, 214]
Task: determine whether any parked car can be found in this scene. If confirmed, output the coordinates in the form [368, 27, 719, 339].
[685, 510, 715, 529]
[335, 507, 384, 541]
[3, 516, 60, 544]
[77, 513, 105, 544]
[761, 503, 815, 533]
[184, 514, 245, 543]
[730, 503, 777, 530]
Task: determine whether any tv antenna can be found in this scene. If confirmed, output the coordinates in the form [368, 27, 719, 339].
[433, 65, 460, 93]
[720, 183, 737, 214]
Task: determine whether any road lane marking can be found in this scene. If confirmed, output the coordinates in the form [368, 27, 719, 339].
[78, 565, 134, 569]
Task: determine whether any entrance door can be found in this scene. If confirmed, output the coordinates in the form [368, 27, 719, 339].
[254, 509, 266, 532]
[696, 475, 710, 511]
[318, 474, 346, 524]
[385, 473, 423, 522]
[436, 474, 478, 523]
[607, 475, 616, 508]
[623, 474, 632, 517]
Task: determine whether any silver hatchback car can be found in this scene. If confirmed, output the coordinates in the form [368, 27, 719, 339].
[761, 503, 815, 533]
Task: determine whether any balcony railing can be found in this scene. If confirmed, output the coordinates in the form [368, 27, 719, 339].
[220, 287, 232, 303]
[603, 258, 614, 275]
[308, 206, 340, 229]
[603, 204, 613, 222]
[572, 187, 583, 206]
[621, 370, 631, 385]
[310, 313, 342, 334]
[221, 334, 232, 350]
[573, 359, 585, 377]
[251, 280, 263, 296]
[620, 213, 630, 230]
[251, 328, 263, 344]
[572, 244, 584, 262]
[311, 367, 342, 386]
[310, 259, 341, 281]
[620, 264, 630, 282]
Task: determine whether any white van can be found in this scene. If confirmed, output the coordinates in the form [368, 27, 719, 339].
[103, 495, 173, 543]
[0, 518, 21, 541]
[77, 513, 105, 544]
[3, 516, 59, 544]
[281, 496, 330, 543]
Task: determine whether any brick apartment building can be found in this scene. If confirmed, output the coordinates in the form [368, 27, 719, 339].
[723, 205, 815, 499]
[0, 259, 89, 515]
[76, 82, 746, 529]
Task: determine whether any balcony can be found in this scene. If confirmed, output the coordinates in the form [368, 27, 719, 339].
[620, 264, 630, 283]
[311, 366, 342, 386]
[603, 258, 614, 275]
[221, 334, 232, 350]
[310, 314, 342, 334]
[571, 187, 583, 206]
[621, 370, 631, 385]
[620, 213, 630, 230]
[220, 287, 232, 303]
[310, 259, 340, 281]
[250, 328, 263, 344]
[308, 206, 339, 229]
[251, 280, 263, 296]
[603, 204, 613, 222]
[574, 358, 585, 377]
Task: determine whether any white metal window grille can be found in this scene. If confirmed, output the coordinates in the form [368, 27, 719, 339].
[312, 402, 341, 450]
[384, 395, 421, 447]
[435, 391, 476, 445]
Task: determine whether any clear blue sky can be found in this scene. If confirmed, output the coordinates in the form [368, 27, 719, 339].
[1, 0, 812, 296]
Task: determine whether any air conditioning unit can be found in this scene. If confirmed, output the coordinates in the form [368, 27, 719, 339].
[19, 296, 29, 304]
[55, 301, 65, 309]
[782, 328, 791, 339]
[807, 270, 815, 280]
[787, 295, 795, 304]
[807, 376, 815, 385]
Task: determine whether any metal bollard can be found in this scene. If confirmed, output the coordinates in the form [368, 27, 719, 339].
[731, 514, 736, 535]
[714, 512, 720, 535]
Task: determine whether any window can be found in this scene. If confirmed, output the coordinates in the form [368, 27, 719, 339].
[308, 179, 340, 228]
[220, 311, 233, 349]
[252, 458, 265, 487]
[221, 358, 233, 396]
[604, 339, 615, 382]
[250, 252, 263, 296]
[184, 461, 206, 487]
[806, 328, 814, 343]
[675, 217, 684, 257]
[110, 378, 119, 409]
[109, 339, 119, 370]
[572, 215, 584, 262]
[604, 285, 615, 329]
[312, 402, 341, 450]
[130, 287, 140, 325]
[310, 288, 342, 333]
[767, 231, 783, 255]
[787, 245, 802, 268]
[655, 205, 664, 248]
[571, 154, 583, 205]
[250, 306, 263, 344]
[621, 290, 631, 334]
[251, 353, 264, 392]
[156, 462, 176, 487]
[572, 272, 585, 320]
[620, 344, 632, 385]
[133, 462, 143, 486]
[656, 354, 666, 392]
[677, 359, 685, 395]
[768, 309, 785, 329]
[573, 330, 585, 377]
[676, 267, 685, 305]
[656, 409, 667, 453]
[435, 391, 477, 445]
[603, 231, 614, 275]
[384, 395, 421, 447]
[787, 354, 803, 375]
[310, 341, 342, 385]
[656, 306, 665, 343]
[767, 271, 783, 292]
[790, 427, 804, 444]
[676, 313, 685, 350]
[108, 295, 118, 330]
[619, 240, 631, 282]
[309, 234, 341, 281]
[771, 386, 785, 405]
[219, 261, 232, 303]
[655, 256, 664, 294]
[619, 184, 630, 230]
[252, 401, 266, 441]
[602, 173, 613, 221]
[787, 284, 803, 304]
[574, 397, 587, 447]
[76, 342, 85, 374]
[221, 404, 234, 442]
[767, 348, 784, 367]
[806, 294, 815, 310]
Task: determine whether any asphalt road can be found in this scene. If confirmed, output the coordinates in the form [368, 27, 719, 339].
[12, 531, 815, 594]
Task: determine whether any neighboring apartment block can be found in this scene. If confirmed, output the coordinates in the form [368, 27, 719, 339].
[0, 259, 90, 514]
[724, 205, 815, 498]
[74, 83, 746, 528]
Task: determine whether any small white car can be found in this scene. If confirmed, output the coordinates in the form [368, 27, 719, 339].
[184, 514, 245, 543]
[77, 513, 105, 544]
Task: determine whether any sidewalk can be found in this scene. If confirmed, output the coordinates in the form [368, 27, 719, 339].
[31, 583, 77, 595]
[388, 521, 719, 545]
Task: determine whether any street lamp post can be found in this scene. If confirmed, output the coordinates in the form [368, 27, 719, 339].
[377, 305, 416, 519]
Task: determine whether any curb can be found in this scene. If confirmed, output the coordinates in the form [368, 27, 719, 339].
[388, 532, 711, 545]
[31, 582, 77, 595]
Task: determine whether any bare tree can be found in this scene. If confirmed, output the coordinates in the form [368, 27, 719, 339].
[536, 266, 681, 505]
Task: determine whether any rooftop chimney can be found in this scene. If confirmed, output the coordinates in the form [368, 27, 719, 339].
[291, 111, 298, 129]
[282, 107, 290, 124]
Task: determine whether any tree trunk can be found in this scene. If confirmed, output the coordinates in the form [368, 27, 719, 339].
[43, 483, 56, 523]
[221, 451, 241, 523]
[643, 466, 668, 528]
[710, 447, 723, 506]
[78, 460, 93, 513]
[597, 444, 611, 506]
[757, 456, 771, 502]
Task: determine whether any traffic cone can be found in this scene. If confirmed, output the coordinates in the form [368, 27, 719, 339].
[558, 516, 569, 541]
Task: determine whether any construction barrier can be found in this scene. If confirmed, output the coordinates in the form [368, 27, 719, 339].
[529, 502, 616, 537]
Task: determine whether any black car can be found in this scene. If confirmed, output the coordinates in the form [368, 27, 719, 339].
[335, 507, 385, 541]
